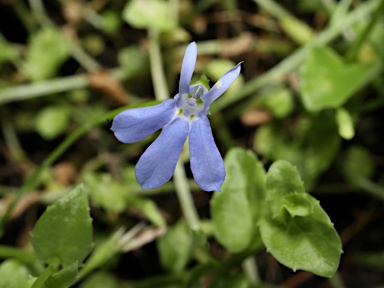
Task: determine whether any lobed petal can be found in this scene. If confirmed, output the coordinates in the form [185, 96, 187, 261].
[178, 42, 197, 97]
[136, 117, 189, 189]
[201, 62, 243, 107]
[189, 115, 225, 191]
[111, 100, 176, 143]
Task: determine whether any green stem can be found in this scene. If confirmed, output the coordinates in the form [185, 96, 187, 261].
[0, 245, 36, 263]
[242, 256, 261, 286]
[345, 0, 384, 62]
[173, 161, 201, 231]
[148, 30, 169, 101]
[0, 68, 125, 105]
[31, 258, 60, 288]
[330, 0, 353, 27]
[212, 0, 379, 113]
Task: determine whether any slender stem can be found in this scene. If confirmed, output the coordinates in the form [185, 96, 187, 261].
[242, 256, 261, 286]
[31, 258, 60, 288]
[345, 0, 384, 62]
[330, 0, 353, 27]
[148, 30, 169, 101]
[173, 161, 201, 230]
[0, 68, 125, 105]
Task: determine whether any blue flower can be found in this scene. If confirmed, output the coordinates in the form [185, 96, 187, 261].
[111, 42, 242, 191]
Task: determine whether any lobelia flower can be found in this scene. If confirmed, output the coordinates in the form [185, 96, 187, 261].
[111, 42, 242, 191]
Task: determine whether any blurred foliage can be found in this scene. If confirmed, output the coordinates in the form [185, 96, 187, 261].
[0, 0, 384, 287]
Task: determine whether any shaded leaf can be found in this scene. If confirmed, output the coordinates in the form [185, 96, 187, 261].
[211, 148, 265, 253]
[31, 184, 93, 267]
[300, 46, 379, 111]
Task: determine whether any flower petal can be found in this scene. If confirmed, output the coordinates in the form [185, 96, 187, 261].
[136, 117, 189, 189]
[179, 42, 197, 97]
[189, 115, 225, 191]
[111, 100, 176, 143]
[201, 62, 243, 107]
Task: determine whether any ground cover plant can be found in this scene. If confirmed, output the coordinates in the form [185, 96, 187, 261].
[0, 0, 384, 287]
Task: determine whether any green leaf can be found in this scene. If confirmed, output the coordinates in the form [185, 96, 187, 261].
[283, 193, 313, 217]
[23, 28, 70, 81]
[43, 262, 78, 288]
[211, 148, 265, 253]
[266, 161, 305, 218]
[79, 272, 123, 288]
[35, 106, 70, 140]
[122, 0, 176, 32]
[157, 220, 192, 274]
[260, 161, 342, 277]
[0, 259, 34, 288]
[336, 107, 355, 140]
[300, 46, 378, 111]
[31, 184, 94, 267]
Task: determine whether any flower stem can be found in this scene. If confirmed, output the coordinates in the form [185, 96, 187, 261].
[148, 30, 169, 101]
[173, 161, 201, 231]
[242, 256, 261, 286]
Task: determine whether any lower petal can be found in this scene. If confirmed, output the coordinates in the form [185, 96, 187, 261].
[189, 115, 225, 191]
[111, 99, 176, 143]
[136, 117, 189, 189]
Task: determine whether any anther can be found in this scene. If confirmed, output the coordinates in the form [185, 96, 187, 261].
[191, 85, 204, 99]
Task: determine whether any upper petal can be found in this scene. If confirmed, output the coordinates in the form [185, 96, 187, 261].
[111, 100, 176, 143]
[189, 115, 225, 191]
[201, 62, 243, 107]
[178, 42, 197, 97]
[136, 117, 189, 189]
